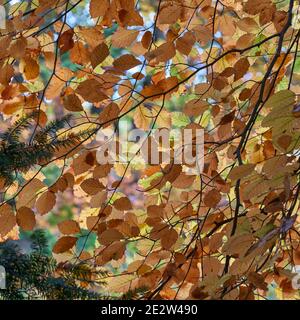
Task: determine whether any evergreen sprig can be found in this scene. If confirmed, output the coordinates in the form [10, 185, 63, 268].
[0, 230, 106, 300]
[0, 112, 93, 185]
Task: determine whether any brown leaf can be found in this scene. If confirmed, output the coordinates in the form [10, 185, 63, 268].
[228, 164, 255, 181]
[58, 220, 80, 235]
[223, 234, 255, 256]
[9, 37, 27, 59]
[247, 272, 268, 290]
[219, 111, 235, 125]
[111, 29, 139, 48]
[218, 15, 235, 37]
[176, 32, 195, 56]
[97, 241, 126, 264]
[90, 43, 109, 68]
[236, 34, 254, 50]
[203, 189, 221, 208]
[63, 93, 83, 112]
[52, 236, 77, 254]
[23, 57, 40, 80]
[0, 204, 16, 237]
[239, 88, 252, 101]
[17, 179, 44, 210]
[70, 41, 90, 65]
[80, 178, 104, 195]
[141, 31, 152, 49]
[158, 4, 181, 24]
[273, 11, 287, 33]
[99, 229, 124, 245]
[58, 29, 74, 54]
[16, 207, 36, 231]
[78, 27, 104, 49]
[172, 174, 196, 189]
[98, 102, 120, 125]
[133, 106, 152, 130]
[76, 79, 107, 103]
[89, 0, 109, 18]
[236, 17, 259, 32]
[0, 65, 14, 86]
[145, 42, 176, 63]
[113, 54, 141, 71]
[114, 197, 132, 211]
[234, 58, 250, 81]
[35, 191, 56, 215]
[193, 25, 212, 45]
[277, 134, 292, 150]
[259, 5, 275, 26]
[183, 99, 209, 117]
[161, 228, 178, 250]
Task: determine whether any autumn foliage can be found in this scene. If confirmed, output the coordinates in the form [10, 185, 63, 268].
[0, 0, 300, 300]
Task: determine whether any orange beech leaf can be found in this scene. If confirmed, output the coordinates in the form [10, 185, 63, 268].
[52, 236, 77, 254]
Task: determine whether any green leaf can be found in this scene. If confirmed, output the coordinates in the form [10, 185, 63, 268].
[172, 112, 190, 127]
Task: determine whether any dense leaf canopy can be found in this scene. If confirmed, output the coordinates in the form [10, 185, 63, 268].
[0, 0, 300, 300]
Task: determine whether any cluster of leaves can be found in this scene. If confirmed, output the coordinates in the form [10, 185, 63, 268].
[0, 230, 106, 300]
[0, 0, 300, 300]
